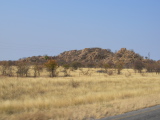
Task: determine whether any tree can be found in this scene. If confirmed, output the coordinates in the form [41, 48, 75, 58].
[144, 59, 155, 72]
[115, 60, 124, 74]
[16, 61, 30, 77]
[70, 62, 82, 70]
[0, 61, 8, 75]
[155, 61, 160, 74]
[33, 63, 43, 77]
[0, 61, 14, 76]
[62, 64, 70, 77]
[133, 60, 144, 73]
[44, 55, 50, 60]
[44, 60, 58, 77]
[103, 61, 114, 73]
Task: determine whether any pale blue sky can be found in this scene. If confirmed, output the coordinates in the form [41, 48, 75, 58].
[0, 0, 160, 60]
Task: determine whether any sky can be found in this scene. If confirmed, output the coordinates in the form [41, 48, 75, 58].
[0, 0, 160, 61]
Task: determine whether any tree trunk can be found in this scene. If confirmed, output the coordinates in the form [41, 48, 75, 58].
[117, 69, 121, 74]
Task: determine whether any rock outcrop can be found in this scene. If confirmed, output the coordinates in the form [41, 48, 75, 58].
[56, 48, 113, 64]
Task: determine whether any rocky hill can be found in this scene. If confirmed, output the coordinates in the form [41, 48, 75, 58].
[113, 48, 143, 67]
[18, 47, 144, 67]
[55, 48, 114, 64]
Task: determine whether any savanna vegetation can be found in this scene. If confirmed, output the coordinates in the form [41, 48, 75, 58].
[0, 48, 160, 120]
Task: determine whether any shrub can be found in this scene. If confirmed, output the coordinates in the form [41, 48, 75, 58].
[79, 68, 92, 76]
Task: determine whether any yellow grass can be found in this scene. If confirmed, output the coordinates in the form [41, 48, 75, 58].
[0, 68, 160, 120]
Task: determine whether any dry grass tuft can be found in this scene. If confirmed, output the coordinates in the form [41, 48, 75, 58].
[70, 79, 80, 88]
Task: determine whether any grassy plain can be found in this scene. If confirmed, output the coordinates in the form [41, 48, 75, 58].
[0, 68, 160, 120]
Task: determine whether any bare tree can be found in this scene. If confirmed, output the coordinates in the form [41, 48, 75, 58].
[0, 61, 14, 76]
[103, 60, 114, 73]
[145, 59, 155, 72]
[155, 62, 160, 74]
[133, 60, 144, 73]
[16, 61, 30, 77]
[115, 60, 124, 74]
[33, 62, 43, 77]
[62, 64, 70, 77]
[70, 62, 82, 70]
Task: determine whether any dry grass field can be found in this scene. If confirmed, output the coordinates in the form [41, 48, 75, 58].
[0, 68, 160, 120]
